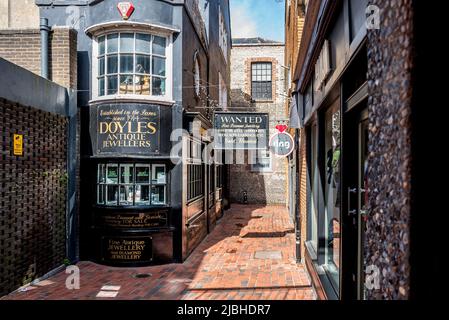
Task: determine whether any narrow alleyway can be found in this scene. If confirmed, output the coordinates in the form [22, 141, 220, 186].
[2, 205, 315, 300]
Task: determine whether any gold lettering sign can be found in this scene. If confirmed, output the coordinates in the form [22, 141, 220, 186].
[99, 211, 168, 229]
[102, 236, 153, 262]
[96, 105, 160, 154]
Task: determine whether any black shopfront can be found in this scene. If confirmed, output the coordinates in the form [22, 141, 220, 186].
[295, 0, 369, 299]
[36, 0, 231, 268]
[84, 102, 176, 266]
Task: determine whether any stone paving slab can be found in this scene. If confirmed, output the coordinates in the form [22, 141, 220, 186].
[1, 205, 316, 300]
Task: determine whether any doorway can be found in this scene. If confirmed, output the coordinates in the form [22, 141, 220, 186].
[342, 100, 368, 300]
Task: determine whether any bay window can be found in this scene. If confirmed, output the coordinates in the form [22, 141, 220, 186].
[96, 32, 167, 97]
[97, 163, 167, 206]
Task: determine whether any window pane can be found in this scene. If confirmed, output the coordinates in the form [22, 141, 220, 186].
[99, 57, 105, 76]
[120, 54, 134, 73]
[120, 164, 134, 184]
[119, 75, 134, 94]
[151, 185, 165, 205]
[136, 165, 150, 184]
[135, 75, 151, 95]
[106, 165, 118, 183]
[135, 185, 150, 205]
[152, 165, 166, 184]
[119, 185, 134, 205]
[97, 185, 104, 204]
[120, 33, 134, 52]
[98, 36, 105, 55]
[107, 76, 118, 95]
[107, 55, 118, 74]
[152, 77, 165, 96]
[152, 56, 166, 76]
[107, 34, 118, 53]
[136, 33, 151, 53]
[98, 164, 105, 183]
[106, 185, 118, 205]
[98, 77, 105, 96]
[324, 108, 341, 290]
[135, 55, 151, 74]
[153, 36, 166, 56]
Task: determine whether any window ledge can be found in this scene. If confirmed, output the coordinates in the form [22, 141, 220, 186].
[305, 240, 318, 261]
[89, 95, 176, 106]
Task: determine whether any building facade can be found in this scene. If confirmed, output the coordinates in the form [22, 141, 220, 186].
[229, 38, 287, 205]
[34, 0, 232, 266]
[0, 0, 40, 29]
[284, 0, 306, 258]
[286, 0, 443, 300]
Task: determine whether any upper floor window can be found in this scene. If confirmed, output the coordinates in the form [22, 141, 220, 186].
[218, 72, 228, 110]
[194, 53, 201, 97]
[97, 32, 167, 97]
[251, 150, 272, 173]
[219, 6, 228, 63]
[251, 62, 272, 100]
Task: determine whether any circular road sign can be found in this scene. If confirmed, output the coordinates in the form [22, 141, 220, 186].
[269, 132, 295, 157]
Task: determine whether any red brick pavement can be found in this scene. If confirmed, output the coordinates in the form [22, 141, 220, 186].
[1, 205, 315, 300]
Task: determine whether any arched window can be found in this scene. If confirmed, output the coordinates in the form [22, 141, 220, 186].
[194, 52, 201, 98]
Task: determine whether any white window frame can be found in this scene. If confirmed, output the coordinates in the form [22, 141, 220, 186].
[218, 72, 228, 110]
[251, 149, 273, 173]
[194, 53, 201, 98]
[91, 28, 174, 105]
[218, 5, 228, 64]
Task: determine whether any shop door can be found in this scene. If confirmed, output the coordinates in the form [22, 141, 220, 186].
[342, 103, 368, 300]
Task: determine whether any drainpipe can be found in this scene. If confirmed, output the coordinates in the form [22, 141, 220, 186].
[40, 18, 50, 79]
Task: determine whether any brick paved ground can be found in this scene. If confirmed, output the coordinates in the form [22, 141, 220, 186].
[1, 205, 315, 300]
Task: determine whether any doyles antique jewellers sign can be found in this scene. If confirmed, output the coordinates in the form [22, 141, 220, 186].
[214, 113, 269, 150]
[97, 210, 168, 229]
[96, 104, 160, 154]
[102, 236, 153, 263]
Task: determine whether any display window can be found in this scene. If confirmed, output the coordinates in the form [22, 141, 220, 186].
[97, 163, 167, 206]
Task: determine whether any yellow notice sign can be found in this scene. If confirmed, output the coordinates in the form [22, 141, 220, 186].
[13, 134, 23, 156]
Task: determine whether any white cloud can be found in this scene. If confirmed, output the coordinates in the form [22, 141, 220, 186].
[230, 2, 258, 38]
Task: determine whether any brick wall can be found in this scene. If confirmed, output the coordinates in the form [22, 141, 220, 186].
[298, 129, 307, 260]
[0, 29, 41, 75]
[0, 98, 68, 296]
[230, 44, 287, 205]
[0, 28, 77, 89]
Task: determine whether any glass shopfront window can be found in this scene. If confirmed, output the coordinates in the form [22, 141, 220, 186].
[309, 123, 319, 250]
[324, 106, 341, 290]
[97, 163, 167, 206]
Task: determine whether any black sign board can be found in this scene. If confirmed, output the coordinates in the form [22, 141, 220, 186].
[96, 104, 160, 155]
[101, 236, 153, 263]
[96, 210, 168, 229]
[214, 113, 269, 150]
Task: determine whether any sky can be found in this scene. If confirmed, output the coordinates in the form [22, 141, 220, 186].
[230, 0, 285, 42]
